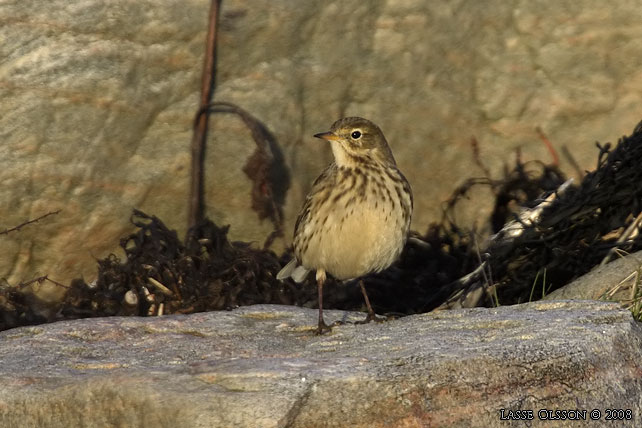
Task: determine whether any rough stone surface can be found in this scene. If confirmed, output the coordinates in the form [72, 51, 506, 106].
[0, 301, 641, 427]
[2, 0, 642, 288]
[544, 250, 642, 301]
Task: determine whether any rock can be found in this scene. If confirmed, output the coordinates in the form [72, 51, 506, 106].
[2, 0, 642, 289]
[0, 301, 640, 427]
[544, 250, 642, 301]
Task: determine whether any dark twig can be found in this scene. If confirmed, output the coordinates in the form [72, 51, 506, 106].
[188, 0, 221, 231]
[0, 210, 61, 236]
[16, 275, 69, 289]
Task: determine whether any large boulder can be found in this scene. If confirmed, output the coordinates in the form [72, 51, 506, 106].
[0, 300, 640, 427]
[2, 0, 641, 289]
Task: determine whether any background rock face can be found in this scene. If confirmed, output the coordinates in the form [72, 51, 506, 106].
[0, 301, 640, 428]
[2, 0, 642, 287]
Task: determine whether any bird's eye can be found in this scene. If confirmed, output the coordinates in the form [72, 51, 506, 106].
[351, 130, 362, 140]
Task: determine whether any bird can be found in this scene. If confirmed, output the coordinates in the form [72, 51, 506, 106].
[277, 117, 413, 334]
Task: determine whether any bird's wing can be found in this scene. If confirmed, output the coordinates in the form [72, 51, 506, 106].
[293, 163, 338, 244]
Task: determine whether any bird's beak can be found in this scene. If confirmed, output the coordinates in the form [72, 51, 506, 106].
[314, 131, 340, 141]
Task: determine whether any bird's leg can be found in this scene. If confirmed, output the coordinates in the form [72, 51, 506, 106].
[355, 279, 385, 324]
[316, 270, 332, 334]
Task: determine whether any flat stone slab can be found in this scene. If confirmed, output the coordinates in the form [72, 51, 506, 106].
[0, 301, 641, 427]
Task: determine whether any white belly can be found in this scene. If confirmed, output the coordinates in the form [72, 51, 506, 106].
[300, 192, 408, 280]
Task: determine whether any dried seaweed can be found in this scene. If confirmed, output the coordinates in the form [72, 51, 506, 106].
[60, 210, 302, 319]
[0, 280, 51, 331]
[488, 121, 642, 304]
[444, 121, 642, 307]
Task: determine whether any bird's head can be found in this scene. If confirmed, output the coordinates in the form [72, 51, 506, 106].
[314, 117, 396, 167]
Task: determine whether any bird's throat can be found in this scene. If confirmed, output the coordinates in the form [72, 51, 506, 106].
[330, 140, 364, 168]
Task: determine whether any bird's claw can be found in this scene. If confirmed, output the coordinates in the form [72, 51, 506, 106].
[315, 320, 333, 335]
[355, 312, 386, 324]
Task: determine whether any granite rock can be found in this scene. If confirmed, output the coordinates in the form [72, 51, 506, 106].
[2, 0, 642, 289]
[0, 301, 640, 427]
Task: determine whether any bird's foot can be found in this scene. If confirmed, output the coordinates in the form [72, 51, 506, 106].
[355, 312, 386, 325]
[315, 320, 333, 335]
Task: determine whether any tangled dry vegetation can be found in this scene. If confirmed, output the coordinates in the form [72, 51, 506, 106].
[2, 122, 642, 331]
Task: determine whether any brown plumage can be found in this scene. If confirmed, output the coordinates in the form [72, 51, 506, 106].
[278, 117, 413, 333]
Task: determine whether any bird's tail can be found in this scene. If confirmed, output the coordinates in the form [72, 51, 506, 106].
[276, 259, 310, 283]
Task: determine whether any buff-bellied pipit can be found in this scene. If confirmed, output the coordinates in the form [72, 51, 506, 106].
[278, 117, 413, 334]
